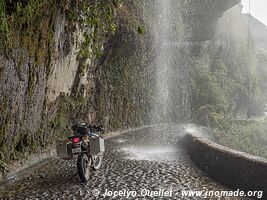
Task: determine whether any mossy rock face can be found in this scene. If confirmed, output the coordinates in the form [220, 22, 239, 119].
[93, 0, 157, 130]
[0, 0, 143, 164]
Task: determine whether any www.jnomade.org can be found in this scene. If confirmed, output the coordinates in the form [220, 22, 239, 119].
[181, 189, 263, 199]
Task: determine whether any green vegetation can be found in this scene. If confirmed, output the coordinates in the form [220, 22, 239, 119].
[75, 0, 119, 81]
[191, 57, 230, 114]
[191, 47, 267, 157]
[137, 25, 145, 35]
[255, 49, 267, 106]
[0, 0, 62, 99]
[190, 8, 267, 158]
[79, 0, 118, 59]
[0, 96, 12, 162]
[190, 42, 261, 117]
[0, 0, 9, 45]
[190, 44, 267, 157]
[211, 115, 267, 158]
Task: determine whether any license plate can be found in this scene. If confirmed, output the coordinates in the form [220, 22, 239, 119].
[72, 147, 81, 154]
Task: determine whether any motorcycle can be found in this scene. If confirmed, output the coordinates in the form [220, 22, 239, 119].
[56, 123, 105, 182]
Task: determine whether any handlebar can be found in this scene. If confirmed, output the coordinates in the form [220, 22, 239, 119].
[71, 123, 104, 132]
[86, 124, 104, 132]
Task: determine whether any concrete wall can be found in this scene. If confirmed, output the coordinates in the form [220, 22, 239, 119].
[184, 134, 267, 199]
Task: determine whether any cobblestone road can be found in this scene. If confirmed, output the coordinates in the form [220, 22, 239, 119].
[0, 125, 247, 199]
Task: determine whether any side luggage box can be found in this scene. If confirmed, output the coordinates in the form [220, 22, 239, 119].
[56, 140, 73, 160]
[90, 137, 105, 156]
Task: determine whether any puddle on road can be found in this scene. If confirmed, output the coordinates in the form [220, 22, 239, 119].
[120, 145, 181, 161]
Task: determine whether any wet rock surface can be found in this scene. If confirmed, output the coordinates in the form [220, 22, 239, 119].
[0, 125, 246, 199]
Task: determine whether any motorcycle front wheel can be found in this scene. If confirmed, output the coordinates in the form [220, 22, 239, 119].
[77, 153, 91, 182]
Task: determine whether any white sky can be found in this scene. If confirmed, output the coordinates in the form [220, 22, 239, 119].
[242, 0, 267, 26]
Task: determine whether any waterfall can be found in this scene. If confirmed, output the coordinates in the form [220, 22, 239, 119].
[151, 0, 191, 124]
[152, 0, 172, 123]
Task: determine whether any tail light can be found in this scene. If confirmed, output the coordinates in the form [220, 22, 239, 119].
[73, 137, 79, 143]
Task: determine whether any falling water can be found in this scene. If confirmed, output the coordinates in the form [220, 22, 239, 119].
[152, 0, 172, 123]
[151, 0, 191, 123]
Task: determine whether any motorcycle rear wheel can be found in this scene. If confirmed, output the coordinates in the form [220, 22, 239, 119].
[77, 153, 91, 182]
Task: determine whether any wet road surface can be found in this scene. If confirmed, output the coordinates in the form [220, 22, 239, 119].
[0, 125, 246, 199]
